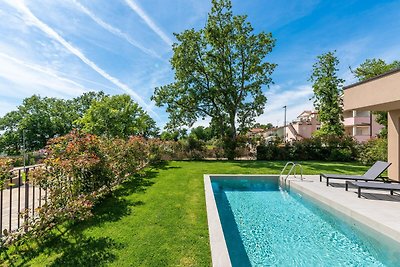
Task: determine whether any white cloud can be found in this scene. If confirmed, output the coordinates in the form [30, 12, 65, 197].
[0, 53, 86, 98]
[0, 100, 18, 117]
[4, 0, 155, 115]
[192, 117, 211, 129]
[124, 0, 173, 46]
[0, 52, 86, 93]
[71, 0, 161, 59]
[257, 85, 314, 126]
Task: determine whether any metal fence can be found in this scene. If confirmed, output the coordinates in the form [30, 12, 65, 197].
[1, 164, 47, 237]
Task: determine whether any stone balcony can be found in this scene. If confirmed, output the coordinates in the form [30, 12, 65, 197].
[343, 116, 370, 126]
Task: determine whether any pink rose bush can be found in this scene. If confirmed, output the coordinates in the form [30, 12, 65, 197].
[3, 130, 164, 247]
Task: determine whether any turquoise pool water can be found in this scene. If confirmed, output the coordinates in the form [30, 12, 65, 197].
[211, 176, 400, 267]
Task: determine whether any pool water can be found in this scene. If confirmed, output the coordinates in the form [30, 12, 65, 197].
[211, 176, 400, 267]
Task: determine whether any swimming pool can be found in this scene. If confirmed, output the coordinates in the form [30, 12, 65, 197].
[206, 175, 400, 267]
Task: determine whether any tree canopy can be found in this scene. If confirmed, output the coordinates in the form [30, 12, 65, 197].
[189, 126, 214, 142]
[152, 0, 276, 159]
[310, 51, 345, 137]
[253, 123, 274, 130]
[77, 94, 159, 138]
[352, 59, 400, 81]
[0, 92, 158, 154]
[0, 95, 74, 154]
[160, 128, 188, 141]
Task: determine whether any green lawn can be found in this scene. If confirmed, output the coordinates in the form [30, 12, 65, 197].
[3, 160, 368, 267]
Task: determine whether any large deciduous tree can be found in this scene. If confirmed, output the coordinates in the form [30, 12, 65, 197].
[352, 59, 400, 138]
[0, 95, 72, 154]
[77, 94, 159, 138]
[0, 91, 107, 154]
[152, 0, 276, 159]
[310, 51, 345, 137]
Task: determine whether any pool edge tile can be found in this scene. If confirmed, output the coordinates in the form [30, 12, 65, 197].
[204, 174, 232, 267]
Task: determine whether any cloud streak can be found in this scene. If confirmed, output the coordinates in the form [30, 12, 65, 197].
[4, 0, 154, 114]
[0, 100, 17, 117]
[71, 0, 161, 59]
[124, 0, 173, 47]
[0, 53, 85, 98]
[0, 52, 87, 92]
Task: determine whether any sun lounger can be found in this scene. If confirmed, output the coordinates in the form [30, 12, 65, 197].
[320, 161, 391, 186]
[345, 180, 400, 198]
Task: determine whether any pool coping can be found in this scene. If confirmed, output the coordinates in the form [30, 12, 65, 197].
[204, 174, 279, 267]
[204, 174, 400, 266]
[204, 174, 232, 267]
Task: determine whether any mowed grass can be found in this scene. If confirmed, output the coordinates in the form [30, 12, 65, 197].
[3, 160, 368, 266]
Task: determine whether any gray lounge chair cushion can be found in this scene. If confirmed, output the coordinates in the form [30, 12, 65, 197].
[363, 161, 391, 179]
[321, 161, 391, 180]
[349, 181, 400, 190]
[321, 173, 365, 179]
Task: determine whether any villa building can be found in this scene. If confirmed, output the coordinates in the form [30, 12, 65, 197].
[250, 110, 383, 143]
[344, 68, 400, 181]
[343, 110, 383, 142]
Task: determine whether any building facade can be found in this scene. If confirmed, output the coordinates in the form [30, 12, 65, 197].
[285, 111, 320, 141]
[250, 110, 384, 143]
[343, 68, 400, 180]
[343, 110, 383, 142]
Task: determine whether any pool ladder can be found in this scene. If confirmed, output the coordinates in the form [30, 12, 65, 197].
[280, 162, 304, 185]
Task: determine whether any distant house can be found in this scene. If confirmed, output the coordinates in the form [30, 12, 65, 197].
[247, 128, 266, 137]
[284, 111, 320, 142]
[249, 109, 383, 143]
[247, 127, 279, 143]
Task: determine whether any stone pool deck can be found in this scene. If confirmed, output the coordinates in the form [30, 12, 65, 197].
[205, 174, 400, 267]
[288, 175, 400, 244]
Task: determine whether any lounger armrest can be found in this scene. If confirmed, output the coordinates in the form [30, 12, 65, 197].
[375, 176, 389, 182]
[376, 177, 400, 183]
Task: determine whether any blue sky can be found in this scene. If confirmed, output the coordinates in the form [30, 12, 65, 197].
[0, 0, 399, 129]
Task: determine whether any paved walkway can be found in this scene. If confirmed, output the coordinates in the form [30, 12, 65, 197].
[288, 175, 400, 244]
[0, 185, 44, 233]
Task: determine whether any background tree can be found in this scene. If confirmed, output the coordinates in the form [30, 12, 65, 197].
[352, 59, 400, 138]
[189, 126, 213, 142]
[0, 95, 73, 154]
[70, 91, 106, 119]
[160, 128, 188, 141]
[0, 91, 139, 155]
[310, 51, 345, 137]
[77, 94, 159, 138]
[253, 123, 274, 130]
[152, 0, 276, 159]
[0, 111, 22, 154]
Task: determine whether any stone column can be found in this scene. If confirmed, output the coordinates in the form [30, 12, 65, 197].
[388, 109, 400, 181]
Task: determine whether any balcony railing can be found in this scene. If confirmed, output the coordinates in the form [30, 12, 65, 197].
[344, 117, 371, 126]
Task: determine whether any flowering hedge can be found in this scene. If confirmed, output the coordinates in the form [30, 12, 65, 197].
[0, 158, 13, 189]
[3, 130, 164, 246]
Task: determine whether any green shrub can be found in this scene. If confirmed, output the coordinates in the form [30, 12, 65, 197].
[257, 136, 359, 162]
[358, 138, 387, 165]
[4, 131, 164, 247]
[328, 148, 353, 161]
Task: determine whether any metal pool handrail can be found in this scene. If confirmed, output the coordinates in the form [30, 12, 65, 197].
[280, 162, 304, 185]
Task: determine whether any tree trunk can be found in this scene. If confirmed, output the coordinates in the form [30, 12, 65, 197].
[224, 115, 237, 160]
